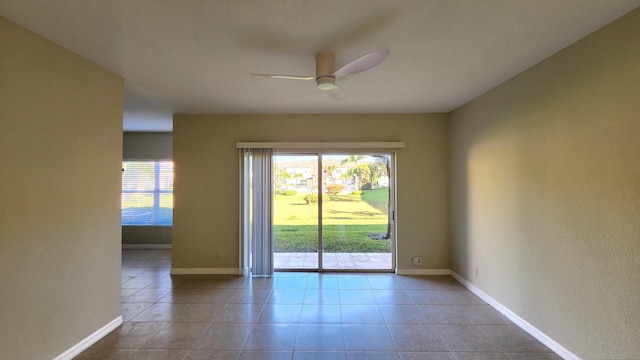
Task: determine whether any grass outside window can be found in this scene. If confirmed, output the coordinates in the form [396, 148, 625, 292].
[274, 188, 391, 253]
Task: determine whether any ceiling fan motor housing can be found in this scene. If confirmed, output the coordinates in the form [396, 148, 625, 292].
[316, 51, 336, 90]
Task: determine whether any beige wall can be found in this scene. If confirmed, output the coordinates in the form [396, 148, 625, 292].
[122, 226, 172, 245]
[449, 9, 640, 359]
[173, 114, 449, 271]
[0, 17, 123, 359]
[123, 131, 173, 160]
[122, 132, 173, 245]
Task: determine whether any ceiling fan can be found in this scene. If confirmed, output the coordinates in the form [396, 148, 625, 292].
[251, 48, 390, 100]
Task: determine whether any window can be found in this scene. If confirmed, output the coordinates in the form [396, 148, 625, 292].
[122, 161, 173, 225]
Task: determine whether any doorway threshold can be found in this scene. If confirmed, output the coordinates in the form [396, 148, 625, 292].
[274, 252, 392, 272]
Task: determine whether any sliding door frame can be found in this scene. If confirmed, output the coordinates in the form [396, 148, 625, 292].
[274, 149, 398, 273]
[238, 142, 404, 275]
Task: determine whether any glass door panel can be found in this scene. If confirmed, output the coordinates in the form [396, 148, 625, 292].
[273, 155, 319, 270]
[321, 154, 393, 271]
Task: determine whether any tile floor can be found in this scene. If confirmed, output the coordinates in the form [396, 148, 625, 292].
[76, 249, 561, 360]
[274, 252, 392, 270]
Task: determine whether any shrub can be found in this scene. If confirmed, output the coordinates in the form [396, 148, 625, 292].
[360, 182, 373, 190]
[283, 189, 297, 196]
[303, 193, 330, 204]
[326, 184, 344, 195]
[351, 190, 364, 195]
[303, 193, 317, 204]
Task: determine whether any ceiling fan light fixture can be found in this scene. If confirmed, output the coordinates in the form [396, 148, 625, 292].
[316, 76, 336, 91]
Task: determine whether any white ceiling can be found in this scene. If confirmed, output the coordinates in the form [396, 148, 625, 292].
[1, 0, 639, 131]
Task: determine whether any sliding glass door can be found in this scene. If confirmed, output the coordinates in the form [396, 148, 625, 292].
[273, 153, 395, 272]
[273, 154, 319, 270]
[321, 154, 393, 271]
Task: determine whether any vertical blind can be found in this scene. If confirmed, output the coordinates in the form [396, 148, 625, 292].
[122, 161, 174, 225]
[239, 148, 274, 276]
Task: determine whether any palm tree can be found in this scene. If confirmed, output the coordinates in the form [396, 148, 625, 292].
[340, 155, 365, 166]
[340, 164, 371, 189]
[276, 169, 291, 190]
[323, 164, 337, 179]
[372, 155, 392, 239]
[370, 156, 390, 187]
[340, 155, 365, 188]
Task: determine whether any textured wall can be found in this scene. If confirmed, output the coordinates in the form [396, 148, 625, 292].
[0, 17, 123, 359]
[449, 9, 640, 359]
[172, 114, 449, 271]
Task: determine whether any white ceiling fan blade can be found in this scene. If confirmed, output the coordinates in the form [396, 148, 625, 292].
[250, 73, 315, 80]
[329, 85, 345, 101]
[333, 48, 390, 78]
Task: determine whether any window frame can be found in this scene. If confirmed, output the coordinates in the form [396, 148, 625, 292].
[121, 160, 173, 226]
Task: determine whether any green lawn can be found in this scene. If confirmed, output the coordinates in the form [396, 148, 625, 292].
[274, 190, 391, 253]
[360, 188, 389, 214]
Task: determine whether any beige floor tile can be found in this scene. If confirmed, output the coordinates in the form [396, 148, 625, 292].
[505, 353, 563, 360]
[343, 325, 396, 351]
[433, 325, 500, 352]
[452, 353, 509, 360]
[80, 250, 560, 359]
[400, 353, 456, 360]
[93, 322, 168, 349]
[479, 325, 553, 353]
[293, 351, 346, 359]
[294, 324, 345, 351]
[372, 290, 415, 305]
[134, 349, 190, 360]
[338, 289, 376, 304]
[194, 322, 253, 350]
[238, 351, 294, 360]
[121, 302, 154, 322]
[123, 288, 172, 303]
[144, 322, 211, 350]
[232, 288, 274, 304]
[159, 289, 215, 304]
[419, 305, 473, 325]
[345, 351, 401, 360]
[75, 348, 138, 360]
[340, 305, 385, 324]
[299, 304, 342, 323]
[185, 350, 241, 360]
[216, 303, 265, 323]
[303, 289, 340, 304]
[243, 324, 299, 351]
[257, 304, 302, 323]
[379, 304, 428, 324]
[267, 289, 307, 304]
[387, 325, 448, 352]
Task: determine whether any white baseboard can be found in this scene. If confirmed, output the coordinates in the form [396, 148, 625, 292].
[53, 316, 122, 360]
[171, 268, 239, 275]
[450, 271, 580, 360]
[122, 244, 172, 249]
[396, 268, 451, 275]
